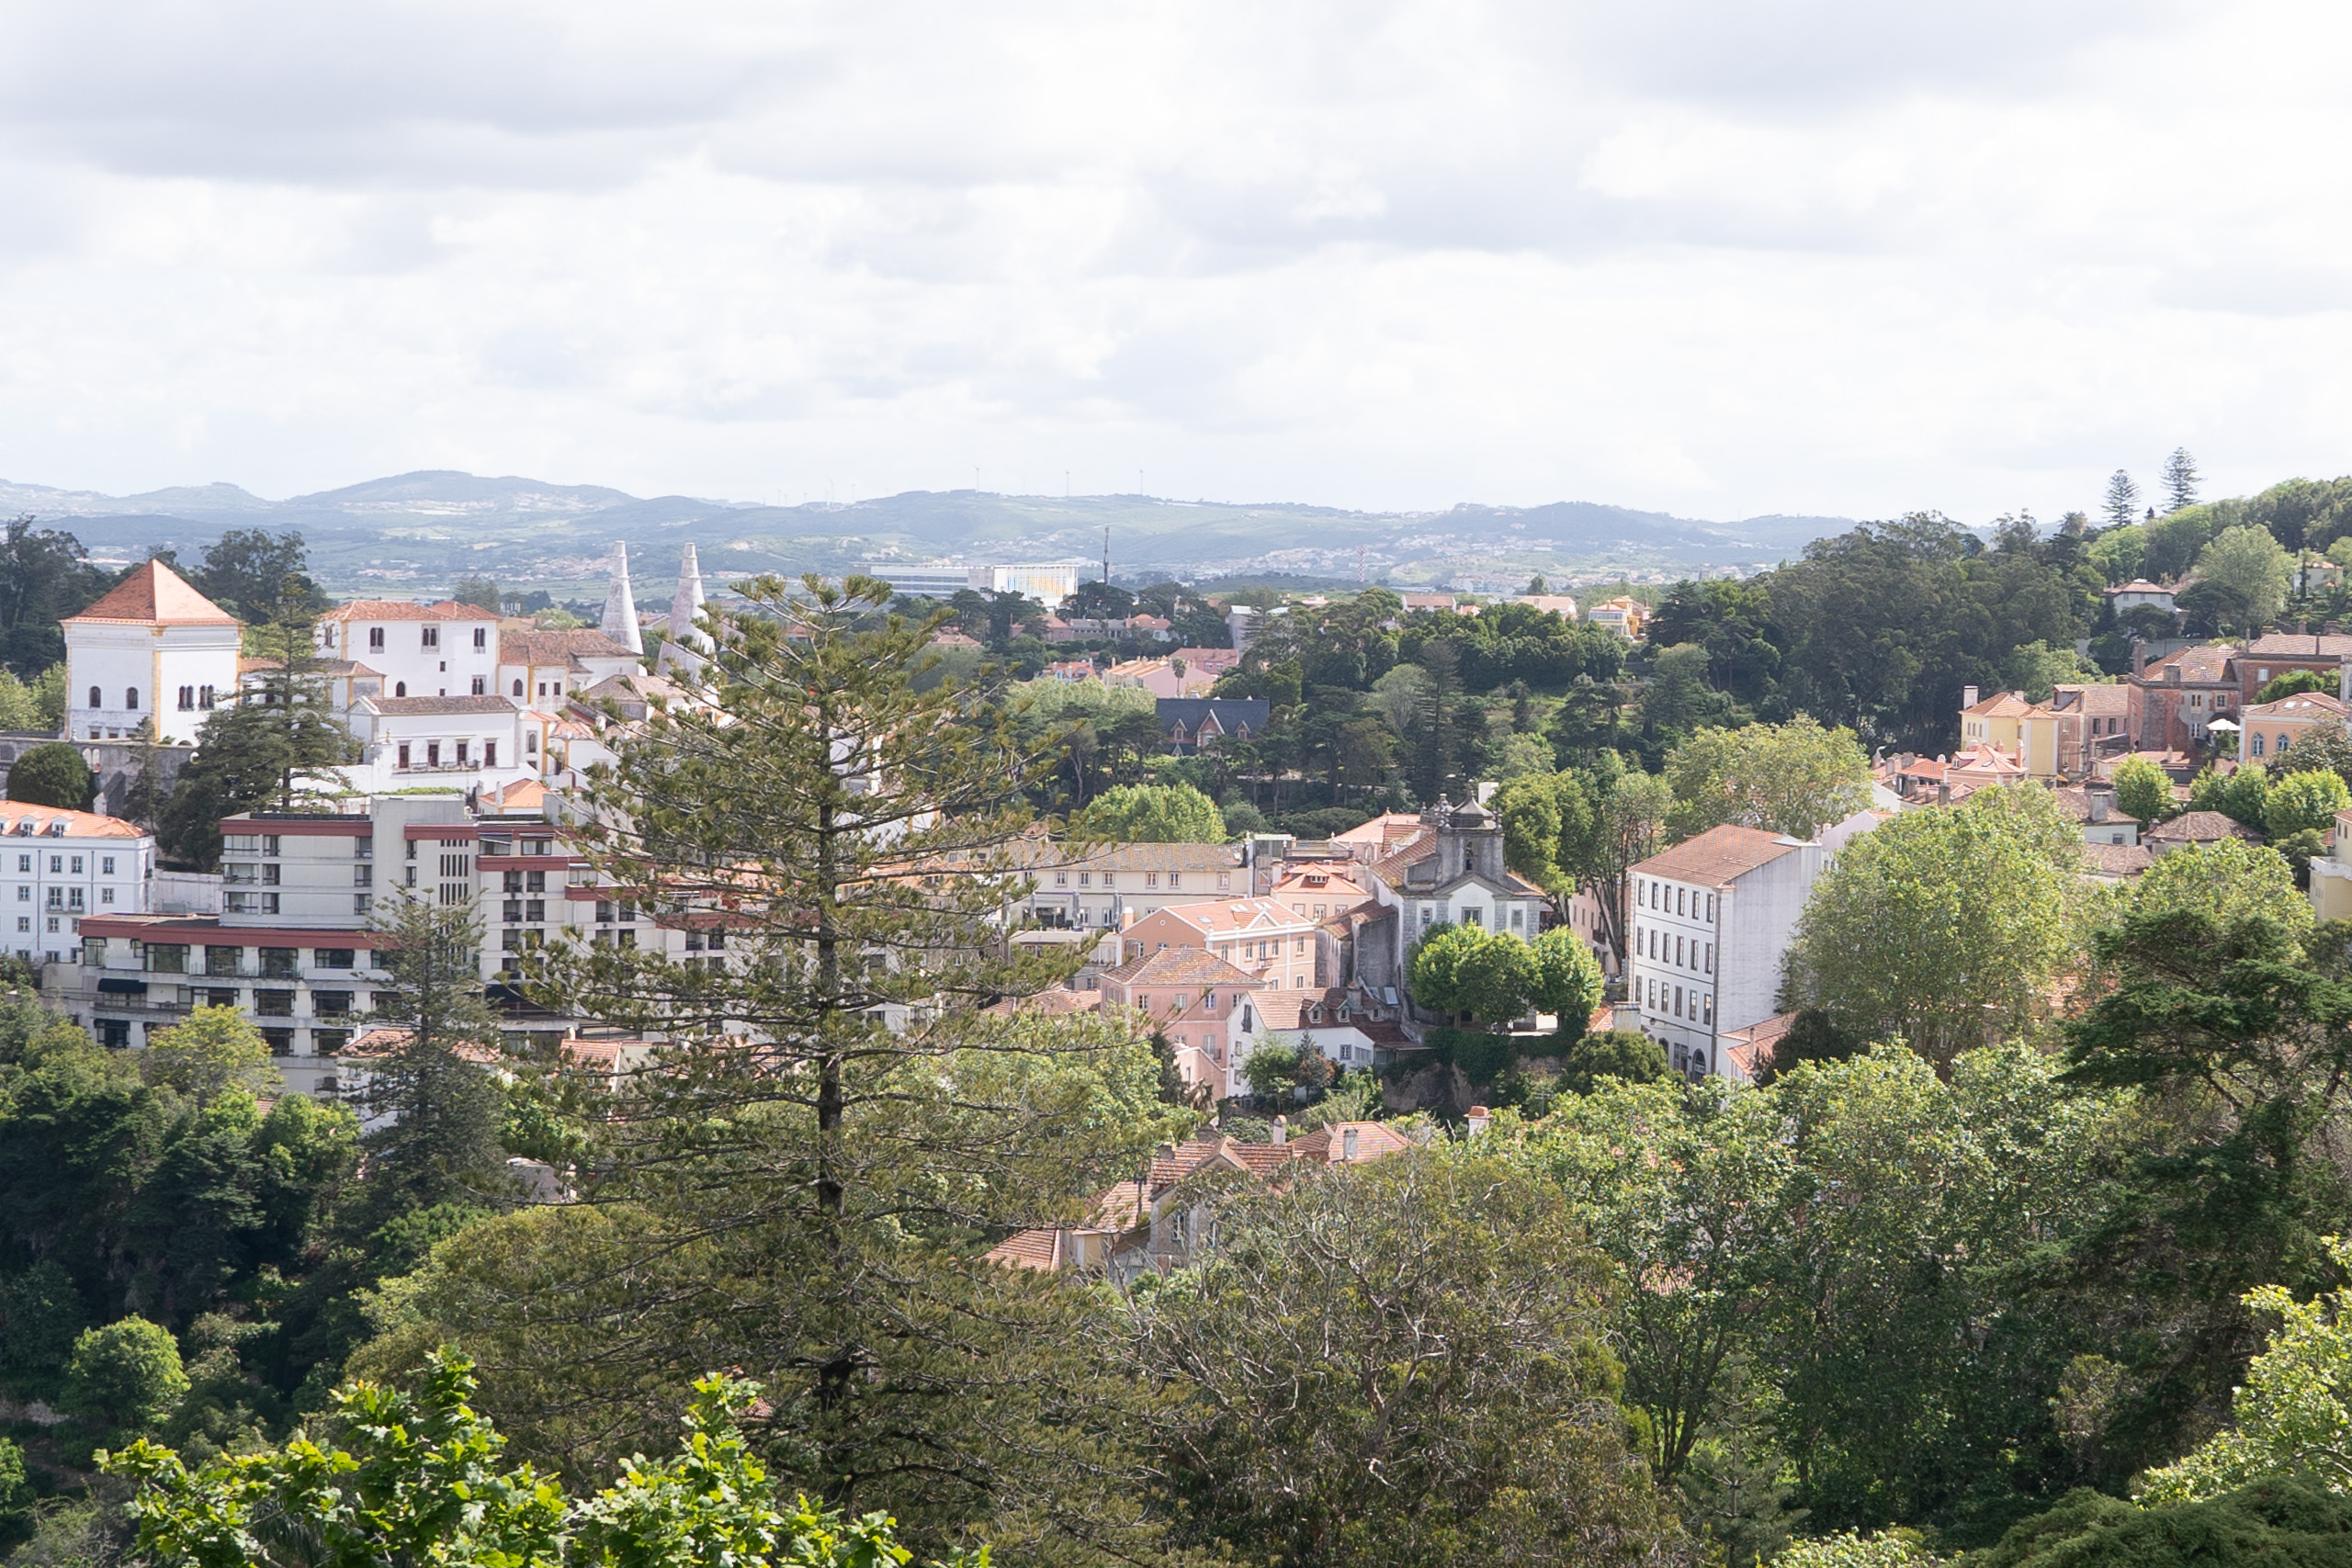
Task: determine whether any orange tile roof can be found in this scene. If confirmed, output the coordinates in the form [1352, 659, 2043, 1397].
[0, 802, 148, 839]
[1102, 945, 1260, 988]
[321, 599, 498, 623]
[1153, 897, 1320, 937]
[1962, 691, 2035, 718]
[1288, 1121, 1414, 1166]
[64, 560, 238, 626]
[1631, 824, 1804, 887]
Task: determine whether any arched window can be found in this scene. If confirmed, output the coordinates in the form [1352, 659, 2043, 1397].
[2253, 734, 2266, 757]
[87, 686, 101, 708]
[124, 688, 138, 710]
[394, 682, 407, 697]
[2278, 733, 2294, 754]
[512, 679, 524, 697]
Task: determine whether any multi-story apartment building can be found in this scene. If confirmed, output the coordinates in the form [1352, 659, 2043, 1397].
[59, 788, 715, 1096]
[1020, 840, 1247, 929]
[1626, 825, 1828, 1081]
[1, 801, 155, 967]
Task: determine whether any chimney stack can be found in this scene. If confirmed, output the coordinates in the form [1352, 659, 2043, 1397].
[1341, 1126, 1359, 1161]
[1271, 1115, 1287, 1146]
[1962, 684, 1979, 710]
[2089, 790, 2110, 824]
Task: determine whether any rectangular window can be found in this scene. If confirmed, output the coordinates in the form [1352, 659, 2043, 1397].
[261, 948, 298, 978]
[596, 900, 614, 923]
[148, 944, 188, 975]
[101, 856, 114, 874]
[354, 893, 373, 915]
[199, 684, 216, 708]
[526, 870, 545, 892]
[1055, 872, 1068, 886]
[483, 741, 496, 767]
[472, 627, 488, 649]
[616, 929, 635, 949]
[1146, 872, 1159, 887]
[207, 946, 241, 976]
[100, 887, 113, 905]
[525, 900, 544, 922]
[316, 949, 354, 969]
[69, 856, 81, 874]
[1078, 872, 1091, 886]
[707, 930, 725, 951]
[48, 855, 61, 874]
[1705, 943, 1713, 974]
[314, 991, 353, 1016]
[398, 742, 411, 769]
[255, 990, 295, 1017]
[1169, 873, 1181, 888]
[455, 740, 470, 764]
[470, 676, 486, 695]
[426, 742, 441, 767]
[422, 626, 440, 649]
[355, 864, 372, 886]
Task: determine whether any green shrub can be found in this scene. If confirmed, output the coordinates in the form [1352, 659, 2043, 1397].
[5, 742, 93, 810]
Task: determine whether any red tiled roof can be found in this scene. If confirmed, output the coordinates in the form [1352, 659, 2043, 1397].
[1288, 1121, 1415, 1165]
[2080, 842, 2154, 877]
[321, 599, 497, 623]
[2145, 810, 2258, 845]
[2243, 633, 2352, 659]
[1632, 825, 1804, 887]
[64, 560, 238, 626]
[1102, 945, 1260, 988]
[0, 803, 148, 839]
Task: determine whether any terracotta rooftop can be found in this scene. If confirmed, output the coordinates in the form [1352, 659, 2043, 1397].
[2242, 691, 2347, 719]
[322, 599, 498, 623]
[2080, 842, 2155, 878]
[0, 803, 148, 839]
[498, 629, 637, 667]
[1631, 824, 1806, 887]
[1720, 1010, 1798, 1080]
[2144, 810, 2259, 845]
[2244, 633, 2352, 659]
[64, 560, 238, 626]
[2052, 682, 2131, 717]
[1963, 691, 2035, 718]
[1288, 1121, 1415, 1166]
[368, 695, 522, 716]
[2106, 579, 2173, 595]
[1102, 945, 1260, 988]
[2138, 645, 2235, 683]
[1150, 897, 1319, 937]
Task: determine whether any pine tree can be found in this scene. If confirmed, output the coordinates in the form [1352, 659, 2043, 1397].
[453, 576, 1188, 1561]
[156, 582, 359, 867]
[2163, 446, 2201, 513]
[2103, 469, 2140, 530]
[352, 895, 507, 1223]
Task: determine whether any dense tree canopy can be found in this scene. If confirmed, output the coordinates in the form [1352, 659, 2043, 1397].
[1786, 784, 2087, 1066]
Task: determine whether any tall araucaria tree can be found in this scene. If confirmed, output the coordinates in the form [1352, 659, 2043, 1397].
[440, 575, 1191, 1564]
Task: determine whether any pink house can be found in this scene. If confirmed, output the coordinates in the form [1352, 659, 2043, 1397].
[1120, 897, 1323, 992]
[1099, 946, 1267, 1098]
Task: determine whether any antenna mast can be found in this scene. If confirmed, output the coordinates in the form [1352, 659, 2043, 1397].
[1103, 525, 1111, 588]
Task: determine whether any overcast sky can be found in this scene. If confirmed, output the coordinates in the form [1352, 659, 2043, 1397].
[0, 0, 2340, 521]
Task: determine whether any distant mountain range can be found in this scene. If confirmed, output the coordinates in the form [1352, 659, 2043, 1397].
[0, 470, 1855, 600]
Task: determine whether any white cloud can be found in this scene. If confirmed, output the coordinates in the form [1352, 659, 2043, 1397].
[0, 0, 2340, 521]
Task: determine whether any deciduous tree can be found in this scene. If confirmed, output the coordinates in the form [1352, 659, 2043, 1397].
[1786, 784, 2086, 1066]
[1117, 1154, 1681, 1567]
[1663, 716, 1871, 843]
